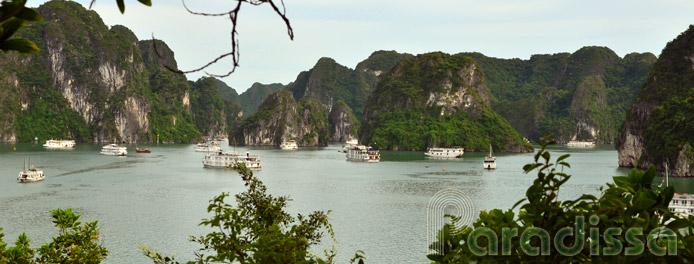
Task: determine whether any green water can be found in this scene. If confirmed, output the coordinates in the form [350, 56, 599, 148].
[0, 143, 690, 263]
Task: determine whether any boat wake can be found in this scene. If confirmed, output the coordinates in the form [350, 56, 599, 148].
[53, 159, 149, 177]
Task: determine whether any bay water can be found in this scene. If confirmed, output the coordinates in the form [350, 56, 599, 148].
[1, 143, 692, 263]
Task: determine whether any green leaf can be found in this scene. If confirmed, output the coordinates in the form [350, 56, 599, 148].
[666, 218, 690, 230]
[0, 17, 25, 41]
[541, 151, 550, 162]
[0, 0, 24, 22]
[662, 186, 675, 205]
[15, 7, 42, 22]
[116, 0, 125, 14]
[0, 37, 39, 53]
[523, 163, 542, 173]
[512, 198, 527, 209]
[137, 0, 152, 6]
[642, 165, 657, 187]
[613, 176, 629, 187]
[556, 154, 570, 163]
[634, 194, 656, 210]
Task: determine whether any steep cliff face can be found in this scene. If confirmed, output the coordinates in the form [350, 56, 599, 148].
[4, 1, 154, 143]
[0, 1, 240, 143]
[287, 51, 412, 119]
[462, 47, 655, 143]
[354, 50, 413, 93]
[238, 82, 285, 115]
[328, 100, 358, 142]
[234, 90, 330, 146]
[617, 25, 694, 176]
[190, 77, 242, 137]
[360, 52, 532, 152]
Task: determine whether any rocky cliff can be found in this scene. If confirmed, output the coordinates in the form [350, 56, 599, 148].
[238, 82, 285, 115]
[360, 52, 533, 152]
[329, 100, 358, 142]
[462, 47, 655, 143]
[617, 25, 694, 176]
[287, 51, 412, 119]
[233, 90, 330, 146]
[0, 1, 241, 143]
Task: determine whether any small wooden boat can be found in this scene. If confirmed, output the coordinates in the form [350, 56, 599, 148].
[136, 148, 151, 153]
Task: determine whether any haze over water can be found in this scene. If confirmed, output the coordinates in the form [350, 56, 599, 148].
[1, 143, 691, 263]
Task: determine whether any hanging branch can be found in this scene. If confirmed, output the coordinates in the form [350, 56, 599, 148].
[151, 0, 294, 78]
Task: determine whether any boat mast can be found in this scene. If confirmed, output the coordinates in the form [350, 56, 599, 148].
[666, 159, 669, 187]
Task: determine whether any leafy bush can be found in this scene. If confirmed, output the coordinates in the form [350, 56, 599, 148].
[0, 208, 107, 263]
[428, 136, 694, 263]
[141, 164, 360, 264]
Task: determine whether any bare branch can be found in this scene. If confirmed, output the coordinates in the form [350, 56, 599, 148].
[150, 0, 293, 77]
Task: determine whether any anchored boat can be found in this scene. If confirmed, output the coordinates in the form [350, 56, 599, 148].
[346, 145, 380, 163]
[202, 151, 262, 170]
[17, 157, 45, 183]
[43, 139, 76, 149]
[280, 140, 298, 150]
[483, 144, 497, 169]
[425, 147, 464, 158]
[101, 144, 127, 156]
[194, 141, 222, 152]
[566, 140, 595, 147]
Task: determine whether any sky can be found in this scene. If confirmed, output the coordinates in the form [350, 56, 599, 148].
[27, 0, 694, 93]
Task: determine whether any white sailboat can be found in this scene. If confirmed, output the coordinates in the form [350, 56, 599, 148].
[483, 144, 497, 169]
[17, 157, 45, 183]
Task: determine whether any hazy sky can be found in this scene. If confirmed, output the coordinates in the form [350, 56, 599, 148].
[28, 0, 694, 92]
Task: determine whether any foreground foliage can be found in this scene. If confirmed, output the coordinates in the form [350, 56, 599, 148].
[0, 208, 107, 263]
[142, 164, 358, 264]
[428, 135, 694, 263]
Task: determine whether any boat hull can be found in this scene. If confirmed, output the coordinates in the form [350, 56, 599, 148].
[100, 151, 127, 156]
[17, 172, 45, 183]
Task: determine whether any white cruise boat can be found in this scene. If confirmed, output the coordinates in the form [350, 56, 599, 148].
[346, 145, 380, 162]
[100, 144, 127, 156]
[339, 138, 359, 153]
[280, 140, 298, 150]
[670, 193, 694, 218]
[17, 158, 45, 183]
[566, 140, 595, 147]
[43, 139, 76, 149]
[425, 147, 464, 158]
[662, 165, 694, 218]
[202, 151, 262, 169]
[483, 144, 497, 169]
[194, 141, 222, 152]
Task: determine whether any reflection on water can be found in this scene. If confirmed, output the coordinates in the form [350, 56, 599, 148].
[0, 142, 692, 263]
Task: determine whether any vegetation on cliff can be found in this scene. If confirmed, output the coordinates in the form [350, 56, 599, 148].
[190, 77, 242, 138]
[462, 47, 655, 143]
[233, 90, 330, 146]
[617, 25, 694, 174]
[238, 82, 285, 115]
[287, 51, 411, 120]
[0, 1, 242, 143]
[360, 52, 532, 152]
